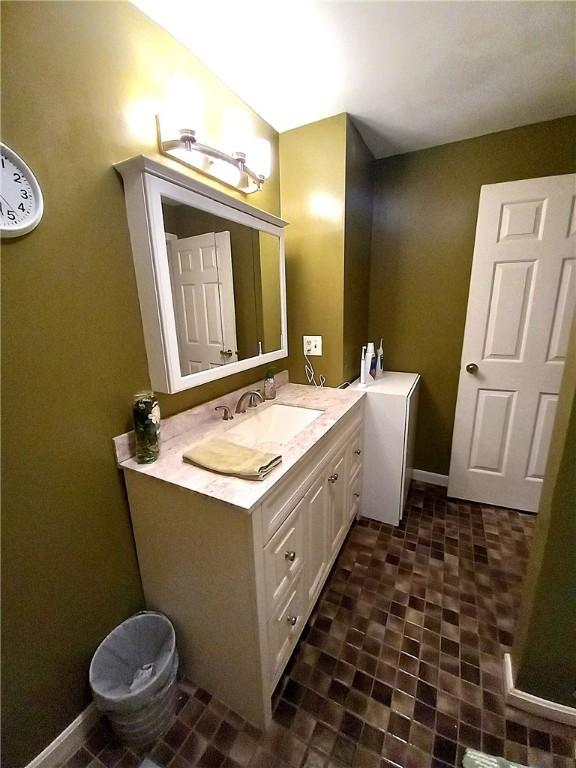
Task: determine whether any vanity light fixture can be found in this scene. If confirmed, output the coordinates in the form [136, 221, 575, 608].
[156, 115, 271, 194]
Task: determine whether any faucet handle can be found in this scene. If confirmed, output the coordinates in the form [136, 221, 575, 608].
[215, 405, 233, 421]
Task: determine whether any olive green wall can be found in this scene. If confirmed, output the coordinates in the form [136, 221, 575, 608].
[280, 114, 373, 386]
[343, 120, 374, 382]
[280, 114, 347, 386]
[1, 3, 281, 764]
[511, 315, 576, 707]
[369, 117, 576, 474]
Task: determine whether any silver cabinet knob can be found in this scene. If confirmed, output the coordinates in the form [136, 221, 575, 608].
[328, 473, 339, 483]
[466, 362, 479, 374]
[354, 492, 360, 498]
[354, 449, 362, 455]
[286, 615, 297, 626]
[284, 550, 296, 562]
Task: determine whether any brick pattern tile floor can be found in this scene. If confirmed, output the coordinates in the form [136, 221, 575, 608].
[67, 483, 576, 768]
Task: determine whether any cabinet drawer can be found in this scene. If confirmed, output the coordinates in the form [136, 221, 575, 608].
[263, 496, 306, 616]
[349, 429, 363, 475]
[267, 570, 306, 685]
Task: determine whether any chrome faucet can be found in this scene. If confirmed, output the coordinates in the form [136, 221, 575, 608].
[214, 405, 234, 421]
[235, 390, 264, 414]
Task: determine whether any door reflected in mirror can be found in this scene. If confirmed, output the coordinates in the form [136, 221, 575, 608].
[162, 199, 282, 377]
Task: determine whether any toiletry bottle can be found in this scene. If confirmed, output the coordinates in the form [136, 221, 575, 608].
[365, 343, 376, 385]
[264, 367, 276, 400]
[133, 391, 160, 463]
[369, 353, 377, 381]
[376, 338, 384, 378]
[359, 345, 367, 386]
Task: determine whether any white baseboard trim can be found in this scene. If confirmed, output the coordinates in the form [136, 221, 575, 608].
[25, 703, 99, 768]
[503, 653, 576, 727]
[411, 469, 449, 487]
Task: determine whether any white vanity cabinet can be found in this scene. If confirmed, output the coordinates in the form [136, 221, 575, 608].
[122, 399, 363, 729]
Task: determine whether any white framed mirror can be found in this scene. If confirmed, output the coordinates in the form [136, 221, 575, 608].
[115, 156, 288, 393]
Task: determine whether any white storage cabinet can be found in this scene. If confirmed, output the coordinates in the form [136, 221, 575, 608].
[350, 372, 420, 525]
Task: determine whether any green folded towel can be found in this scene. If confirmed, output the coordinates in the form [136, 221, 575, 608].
[183, 438, 282, 481]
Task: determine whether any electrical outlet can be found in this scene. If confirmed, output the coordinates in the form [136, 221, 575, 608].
[303, 335, 322, 356]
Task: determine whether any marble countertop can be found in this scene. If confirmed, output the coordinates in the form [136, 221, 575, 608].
[116, 381, 364, 512]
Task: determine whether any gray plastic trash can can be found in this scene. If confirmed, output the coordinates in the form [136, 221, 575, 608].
[89, 612, 179, 749]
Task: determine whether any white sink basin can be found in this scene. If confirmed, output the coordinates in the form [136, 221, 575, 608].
[226, 403, 323, 445]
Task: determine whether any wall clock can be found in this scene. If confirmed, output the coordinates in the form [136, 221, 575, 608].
[0, 142, 44, 238]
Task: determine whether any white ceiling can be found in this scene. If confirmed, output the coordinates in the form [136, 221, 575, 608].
[133, 0, 576, 158]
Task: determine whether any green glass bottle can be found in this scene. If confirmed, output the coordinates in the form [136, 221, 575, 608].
[133, 391, 160, 463]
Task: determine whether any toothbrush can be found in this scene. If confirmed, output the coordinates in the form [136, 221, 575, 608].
[376, 338, 384, 378]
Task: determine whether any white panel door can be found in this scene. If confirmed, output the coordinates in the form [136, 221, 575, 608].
[214, 232, 239, 363]
[449, 174, 576, 511]
[305, 476, 328, 604]
[167, 232, 238, 375]
[328, 446, 348, 554]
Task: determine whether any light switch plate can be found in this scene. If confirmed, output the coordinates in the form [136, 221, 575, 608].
[303, 335, 322, 356]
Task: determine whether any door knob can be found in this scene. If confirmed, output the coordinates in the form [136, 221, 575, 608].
[466, 362, 479, 374]
[221, 349, 233, 358]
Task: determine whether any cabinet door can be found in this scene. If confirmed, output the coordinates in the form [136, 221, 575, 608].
[263, 495, 306, 617]
[349, 430, 363, 476]
[305, 475, 328, 604]
[348, 465, 362, 522]
[402, 384, 419, 517]
[328, 445, 348, 555]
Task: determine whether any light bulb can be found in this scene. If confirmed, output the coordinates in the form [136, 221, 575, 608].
[247, 138, 272, 180]
[220, 108, 253, 155]
[167, 146, 210, 173]
[163, 77, 204, 137]
[211, 159, 241, 188]
[158, 110, 183, 143]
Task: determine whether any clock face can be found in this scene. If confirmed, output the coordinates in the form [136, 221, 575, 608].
[0, 143, 43, 238]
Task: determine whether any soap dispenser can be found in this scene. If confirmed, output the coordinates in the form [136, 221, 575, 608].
[264, 367, 277, 400]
